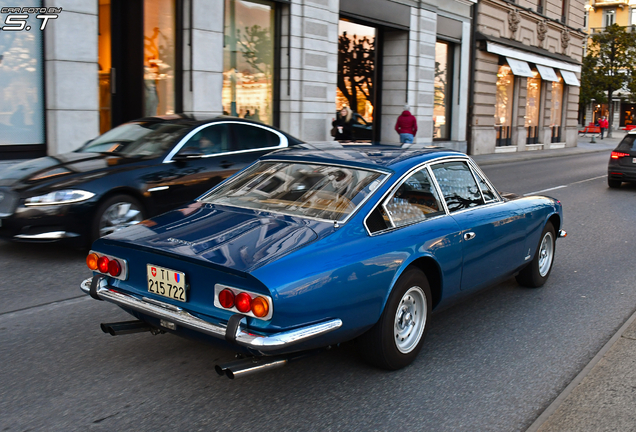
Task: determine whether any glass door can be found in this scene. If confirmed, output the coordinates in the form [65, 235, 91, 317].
[336, 20, 377, 142]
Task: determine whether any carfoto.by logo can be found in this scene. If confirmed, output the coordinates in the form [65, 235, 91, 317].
[0, 7, 62, 31]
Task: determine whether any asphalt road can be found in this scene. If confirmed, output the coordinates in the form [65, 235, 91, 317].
[2, 149, 635, 431]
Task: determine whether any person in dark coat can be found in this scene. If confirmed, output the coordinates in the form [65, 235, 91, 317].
[332, 106, 354, 141]
[395, 105, 417, 144]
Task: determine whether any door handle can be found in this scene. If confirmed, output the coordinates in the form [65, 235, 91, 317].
[464, 232, 476, 241]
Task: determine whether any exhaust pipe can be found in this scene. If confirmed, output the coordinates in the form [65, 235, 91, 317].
[100, 320, 153, 336]
[215, 356, 288, 379]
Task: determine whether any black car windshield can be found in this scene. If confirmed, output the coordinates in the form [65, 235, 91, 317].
[616, 134, 636, 152]
[201, 161, 388, 222]
[78, 122, 190, 157]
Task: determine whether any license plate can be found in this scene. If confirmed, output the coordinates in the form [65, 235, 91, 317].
[147, 264, 187, 302]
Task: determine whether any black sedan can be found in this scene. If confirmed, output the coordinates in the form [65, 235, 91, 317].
[608, 131, 636, 188]
[0, 115, 303, 246]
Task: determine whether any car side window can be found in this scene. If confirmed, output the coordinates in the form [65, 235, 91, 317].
[177, 124, 230, 156]
[472, 167, 497, 202]
[383, 168, 445, 228]
[232, 124, 281, 151]
[431, 161, 484, 212]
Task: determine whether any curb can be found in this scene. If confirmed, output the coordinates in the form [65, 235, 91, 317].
[526, 307, 636, 432]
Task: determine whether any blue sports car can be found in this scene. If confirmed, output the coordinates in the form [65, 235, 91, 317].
[81, 145, 566, 376]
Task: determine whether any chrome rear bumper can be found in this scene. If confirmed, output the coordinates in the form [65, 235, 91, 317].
[80, 277, 342, 353]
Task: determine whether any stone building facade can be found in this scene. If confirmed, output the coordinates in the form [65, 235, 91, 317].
[471, 0, 586, 155]
[0, 0, 476, 159]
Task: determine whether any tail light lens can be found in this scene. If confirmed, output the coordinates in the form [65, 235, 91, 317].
[108, 259, 122, 276]
[611, 151, 630, 159]
[97, 256, 110, 273]
[235, 292, 252, 313]
[251, 297, 269, 318]
[86, 251, 127, 280]
[215, 286, 273, 320]
[218, 289, 235, 308]
[86, 253, 99, 270]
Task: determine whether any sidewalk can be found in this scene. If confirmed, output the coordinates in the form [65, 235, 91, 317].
[471, 131, 624, 166]
[528, 310, 636, 432]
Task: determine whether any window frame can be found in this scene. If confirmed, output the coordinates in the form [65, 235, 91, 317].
[163, 121, 288, 163]
[363, 156, 502, 236]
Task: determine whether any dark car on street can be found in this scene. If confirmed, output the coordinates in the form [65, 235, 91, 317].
[0, 115, 303, 246]
[608, 130, 636, 188]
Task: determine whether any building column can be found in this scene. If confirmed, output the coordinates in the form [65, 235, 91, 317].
[182, 0, 225, 118]
[279, 0, 339, 142]
[45, 0, 99, 154]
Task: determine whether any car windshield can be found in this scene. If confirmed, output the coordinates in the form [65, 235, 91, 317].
[616, 134, 636, 152]
[78, 122, 190, 157]
[201, 161, 388, 222]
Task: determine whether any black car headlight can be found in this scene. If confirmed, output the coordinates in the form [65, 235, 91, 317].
[24, 190, 95, 206]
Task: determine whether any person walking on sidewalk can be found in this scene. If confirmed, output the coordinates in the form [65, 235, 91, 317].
[395, 105, 418, 144]
[599, 116, 609, 139]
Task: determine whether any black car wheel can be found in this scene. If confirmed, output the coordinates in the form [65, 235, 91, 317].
[608, 178, 622, 188]
[359, 268, 431, 370]
[91, 194, 145, 244]
[516, 222, 555, 288]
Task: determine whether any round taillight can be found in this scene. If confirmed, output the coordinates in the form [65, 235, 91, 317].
[251, 296, 269, 318]
[97, 256, 110, 273]
[218, 289, 235, 309]
[108, 259, 121, 276]
[235, 292, 252, 313]
[86, 253, 99, 270]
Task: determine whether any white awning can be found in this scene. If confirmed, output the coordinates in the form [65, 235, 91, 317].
[560, 70, 581, 86]
[486, 41, 581, 73]
[536, 65, 559, 82]
[506, 58, 533, 77]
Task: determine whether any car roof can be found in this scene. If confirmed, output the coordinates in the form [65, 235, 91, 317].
[260, 144, 467, 172]
[131, 114, 304, 144]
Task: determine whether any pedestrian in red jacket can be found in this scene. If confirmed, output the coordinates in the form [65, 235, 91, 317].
[599, 116, 608, 139]
[395, 105, 417, 144]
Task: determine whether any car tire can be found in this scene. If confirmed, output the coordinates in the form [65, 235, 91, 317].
[359, 268, 432, 370]
[91, 194, 145, 245]
[516, 222, 555, 288]
[608, 178, 622, 188]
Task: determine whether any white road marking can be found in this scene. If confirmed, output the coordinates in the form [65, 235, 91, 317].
[524, 185, 567, 196]
[523, 175, 607, 196]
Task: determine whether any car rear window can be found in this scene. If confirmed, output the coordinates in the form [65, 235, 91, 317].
[201, 161, 388, 222]
[616, 134, 636, 152]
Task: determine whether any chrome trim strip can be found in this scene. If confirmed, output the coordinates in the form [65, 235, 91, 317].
[163, 121, 289, 163]
[15, 231, 79, 240]
[80, 278, 342, 351]
[148, 186, 170, 192]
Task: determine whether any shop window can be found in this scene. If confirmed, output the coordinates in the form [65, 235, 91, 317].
[0, 12, 45, 146]
[495, 64, 514, 147]
[525, 71, 541, 144]
[631, 8, 636, 26]
[336, 20, 376, 134]
[144, 0, 176, 117]
[550, 74, 564, 143]
[434, 41, 453, 140]
[223, 0, 276, 125]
